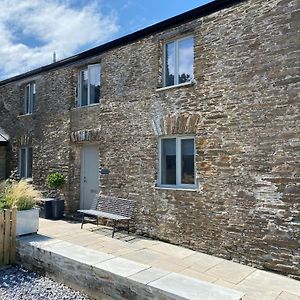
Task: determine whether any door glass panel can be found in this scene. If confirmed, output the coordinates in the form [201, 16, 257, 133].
[20, 149, 26, 178]
[161, 139, 176, 184]
[80, 69, 88, 106]
[165, 42, 175, 87]
[181, 139, 194, 184]
[27, 148, 33, 178]
[178, 37, 194, 84]
[89, 65, 100, 104]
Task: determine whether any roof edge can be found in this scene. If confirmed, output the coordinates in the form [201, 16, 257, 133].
[0, 0, 244, 86]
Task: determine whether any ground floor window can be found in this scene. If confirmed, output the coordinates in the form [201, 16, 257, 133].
[19, 147, 32, 178]
[159, 136, 196, 188]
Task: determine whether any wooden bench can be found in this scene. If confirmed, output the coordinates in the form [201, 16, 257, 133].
[78, 195, 135, 238]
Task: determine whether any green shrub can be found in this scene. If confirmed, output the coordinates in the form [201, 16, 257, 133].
[47, 173, 65, 190]
[0, 180, 41, 211]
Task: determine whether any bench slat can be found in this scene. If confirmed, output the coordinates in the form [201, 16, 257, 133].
[78, 210, 130, 221]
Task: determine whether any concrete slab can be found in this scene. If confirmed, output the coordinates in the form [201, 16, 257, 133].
[149, 272, 244, 300]
[205, 260, 255, 284]
[94, 257, 150, 277]
[129, 267, 170, 284]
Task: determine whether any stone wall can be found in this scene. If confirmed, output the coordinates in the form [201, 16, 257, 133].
[0, 0, 299, 278]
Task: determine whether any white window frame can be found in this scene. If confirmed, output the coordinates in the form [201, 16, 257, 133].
[158, 135, 196, 189]
[24, 82, 36, 114]
[77, 64, 101, 107]
[19, 147, 33, 179]
[163, 35, 194, 87]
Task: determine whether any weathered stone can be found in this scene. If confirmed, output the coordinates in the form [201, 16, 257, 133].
[0, 0, 299, 279]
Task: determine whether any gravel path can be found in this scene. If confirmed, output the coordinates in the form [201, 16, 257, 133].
[0, 266, 91, 300]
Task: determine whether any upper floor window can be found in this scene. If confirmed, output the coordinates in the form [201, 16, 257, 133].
[77, 64, 101, 107]
[159, 136, 196, 188]
[19, 147, 33, 178]
[163, 36, 194, 87]
[24, 82, 36, 114]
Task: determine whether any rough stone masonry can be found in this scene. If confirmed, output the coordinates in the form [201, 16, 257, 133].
[0, 0, 299, 278]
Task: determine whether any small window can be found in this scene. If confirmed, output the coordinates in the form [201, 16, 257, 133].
[77, 64, 101, 107]
[163, 36, 194, 87]
[24, 82, 36, 114]
[159, 136, 196, 188]
[19, 147, 33, 178]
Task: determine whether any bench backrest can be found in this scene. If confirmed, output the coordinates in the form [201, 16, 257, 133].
[92, 195, 135, 218]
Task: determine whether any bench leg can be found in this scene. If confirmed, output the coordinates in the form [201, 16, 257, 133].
[112, 220, 117, 238]
[96, 217, 99, 226]
[127, 219, 130, 234]
[81, 213, 85, 229]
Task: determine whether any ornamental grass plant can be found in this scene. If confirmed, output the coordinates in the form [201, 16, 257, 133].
[0, 180, 41, 211]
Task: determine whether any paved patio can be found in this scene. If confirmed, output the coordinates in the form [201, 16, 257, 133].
[38, 218, 300, 300]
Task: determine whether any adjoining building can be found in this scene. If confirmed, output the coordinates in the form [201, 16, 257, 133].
[0, 0, 299, 279]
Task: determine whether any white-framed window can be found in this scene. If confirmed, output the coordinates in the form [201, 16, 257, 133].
[77, 64, 101, 107]
[163, 36, 194, 87]
[24, 82, 36, 114]
[158, 136, 196, 188]
[19, 147, 33, 178]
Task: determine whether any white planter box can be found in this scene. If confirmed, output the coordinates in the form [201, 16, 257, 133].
[16, 208, 39, 236]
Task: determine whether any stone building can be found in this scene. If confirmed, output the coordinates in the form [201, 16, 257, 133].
[0, 0, 299, 278]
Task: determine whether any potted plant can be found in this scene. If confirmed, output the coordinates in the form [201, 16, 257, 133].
[0, 179, 41, 236]
[47, 172, 66, 220]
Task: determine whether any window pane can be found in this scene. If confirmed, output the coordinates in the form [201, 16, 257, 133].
[164, 42, 175, 87]
[178, 37, 194, 84]
[89, 65, 100, 104]
[31, 83, 36, 113]
[25, 85, 30, 114]
[27, 148, 33, 178]
[20, 149, 26, 178]
[80, 69, 88, 106]
[161, 138, 176, 185]
[181, 139, 195, 184]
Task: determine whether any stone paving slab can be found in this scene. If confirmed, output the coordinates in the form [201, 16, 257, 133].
[149, 272, 244, 300]
[205, 260, 255, 284]
[236, 270, 300, 300]
[128, 267, 170, 284]
[38, 219, 300, 300]
[275, 292, 300, 300]
[94, 257, 150, 277]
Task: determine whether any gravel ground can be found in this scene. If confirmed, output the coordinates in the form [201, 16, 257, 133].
[0, 266, 91, 300]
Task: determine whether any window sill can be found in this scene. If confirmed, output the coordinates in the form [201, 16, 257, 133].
[156, 81, 195, 92]
[154, 186, 198, 192]
[71, 103, 100, 110]
[17, 113, 33, 118]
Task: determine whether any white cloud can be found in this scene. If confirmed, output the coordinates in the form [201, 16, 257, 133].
[0, 0, 119, 80]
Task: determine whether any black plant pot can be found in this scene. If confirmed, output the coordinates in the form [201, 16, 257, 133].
[51, 199, 64, 220]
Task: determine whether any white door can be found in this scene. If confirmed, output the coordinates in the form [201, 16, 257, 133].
[80, 145, 99, 209]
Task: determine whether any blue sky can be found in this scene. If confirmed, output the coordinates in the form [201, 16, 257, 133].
[0, 0, 211, 80]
